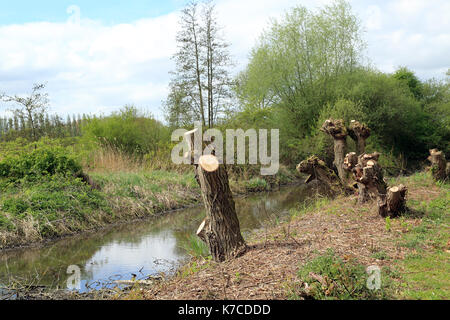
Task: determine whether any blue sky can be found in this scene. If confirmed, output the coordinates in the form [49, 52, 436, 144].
[0, 0, 449, 121]
[0, 0, 185, 25]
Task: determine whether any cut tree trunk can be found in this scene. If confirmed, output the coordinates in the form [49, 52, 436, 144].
[356, 154, 387, 197]
[344, 152, 370, 204]
[297, 155, 349, 194]
[378, 184, 408, 218]
[427, 149, 448, 181]
[321, 119, 348, 183]
[350, 152, 407, 217]
[183, 129, 246, 262]
[196, 154, 246, 262]
[348, 120, 370, 155]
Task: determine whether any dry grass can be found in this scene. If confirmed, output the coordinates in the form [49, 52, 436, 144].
[84, 148, 146, 173]
[84, 147, 192, 174]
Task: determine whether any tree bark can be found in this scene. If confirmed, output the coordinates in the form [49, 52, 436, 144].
[348, 120, 370, 155]
[378, 184, 408, 218]
[196, 217, 209, 243]
[356, 153, 386, 197]
[344, 152, 370, 204]
[184, 129, 246, 261]
[196, 154, 246, 262]
[297, 155, 349, 194]
[321, 119, 348, 183]
[427, 149, 448, 181]
[348, 152, 407, 217]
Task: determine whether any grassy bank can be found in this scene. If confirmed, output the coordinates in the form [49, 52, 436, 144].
[130, 171, 448, 300]
[0, 142, 297, 250]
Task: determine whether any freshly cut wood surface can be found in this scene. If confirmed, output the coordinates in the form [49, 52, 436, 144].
[199, 154, 219, 172]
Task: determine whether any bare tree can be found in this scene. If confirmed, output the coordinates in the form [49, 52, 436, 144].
[1, 83, 49, 141]
[201, 0, 234, 127]
[165, 0, 233, 128]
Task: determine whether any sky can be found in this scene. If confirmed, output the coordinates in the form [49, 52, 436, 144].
[0, 0, 449, 121]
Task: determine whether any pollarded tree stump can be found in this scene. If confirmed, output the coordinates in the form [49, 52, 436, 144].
[344, 152, 370, 204]
[321, 119, 348, 183]
[356, 153, 387, 197]
[427, 149, 448, 181]
[378, 184, 408, 218]
[196, 155, 246, 262]
[348, 120, 370, 156]
[297, 155, 348, 194]
[350, 152, 407, 217]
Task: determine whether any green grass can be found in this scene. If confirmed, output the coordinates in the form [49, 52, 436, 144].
[289, 196, 332, 218]
[88, 169, 200, 215]
[291, 249, 393, 300]
[391, 173, 450, 299]
[243, 177, 269, 192]
[0, 175, 112, 241]
[90, 170, 198, 196]
[399, 250, 449, 299]
[397, 191, 449, 251]
[371, 250, 390, 261]
[180, 234, 211, 258]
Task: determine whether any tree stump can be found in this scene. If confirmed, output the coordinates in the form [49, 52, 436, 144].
[427, 149, 448, 181]
[348, 120, 370, 155]
[344, 152, 370, 204]
[321, 119, 348, 183]
[378, 184, 408, 218]
[183, 129, 246, 262]
[356, 153, 387, 197]
[296, 155, 347, 194]
[196, 154, 246, 262]
[349, 152, 407, 217]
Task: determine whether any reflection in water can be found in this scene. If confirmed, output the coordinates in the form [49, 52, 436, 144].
[0, 182, 324, 292]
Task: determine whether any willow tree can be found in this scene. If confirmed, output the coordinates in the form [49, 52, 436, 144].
[235, 0, 364, 138]
[165, 0, 233, 128]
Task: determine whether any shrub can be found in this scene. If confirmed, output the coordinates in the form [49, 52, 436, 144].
[0, 146, 81, 183]
[82, 105, 170, 157]
[296, 249, 392, 299]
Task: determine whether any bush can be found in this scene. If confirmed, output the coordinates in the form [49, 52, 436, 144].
[0, 146, 82, 183]
[296, 249, 392, 299]
[82, 105, 170, 157]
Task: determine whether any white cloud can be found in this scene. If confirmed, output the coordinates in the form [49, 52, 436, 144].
[0, 13, 179, 119]
[357, 0, 450, 80]
[0, 0, 449, 120]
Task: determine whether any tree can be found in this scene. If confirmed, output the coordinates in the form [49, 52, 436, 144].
[1, 83, 49, 141]
[393, 67, 423, 100]
[165, 0, 234, 128]
[184, 129, 246, 262]
[236, 0, 364, 137]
